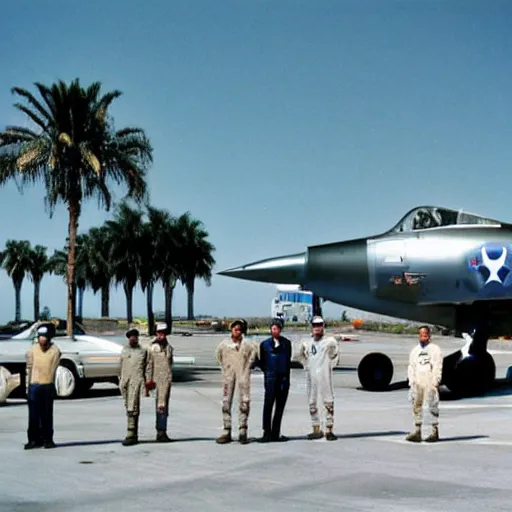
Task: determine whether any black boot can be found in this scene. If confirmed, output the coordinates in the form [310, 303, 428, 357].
[156, 411, 171, 442]
[122, 414, 139, 446]
[258, 431, 272, 443]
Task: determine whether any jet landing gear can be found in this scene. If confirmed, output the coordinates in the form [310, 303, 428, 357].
[357, 353, 394, 391]
[356, 331, 496, 396]
[441, 331, 496, 397]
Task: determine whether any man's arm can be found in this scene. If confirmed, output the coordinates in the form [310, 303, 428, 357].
[296, 341, 308, 367]
[251, 341, 266, 371]
[432, 345, 443, 387]
[407, 349, 416, 386]
[215, 342, 223, 366]
[145, 347, 154, 384]
[328, 339, 339, 368]
[284, 337, 293, 361]
[25, 347, 33, 392]
[50, 347, 61, 380]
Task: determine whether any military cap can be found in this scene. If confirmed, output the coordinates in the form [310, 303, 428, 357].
[156, 322, 168, 332]
[125, 328, 140, 338]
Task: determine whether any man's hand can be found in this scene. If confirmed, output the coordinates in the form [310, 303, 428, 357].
[408, 386, 415, 402]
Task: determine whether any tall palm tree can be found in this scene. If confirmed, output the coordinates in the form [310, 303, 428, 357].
[28, 244, 51, 321]
[84, 226, 113, 317]
[1, 240, 33, 322]
[145, 207, 181, 334]
[0, 79, 152, 336]
[106, 201, 144, 324]
[139, 215, 158, 336]
[176, 212, 216, 320]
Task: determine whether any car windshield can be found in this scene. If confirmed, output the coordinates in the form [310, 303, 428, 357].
[12, 320, 86, 340]
[389, 206, 501, 233]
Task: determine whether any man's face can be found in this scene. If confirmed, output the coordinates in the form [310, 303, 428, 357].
[156, 330, 166, 340]
[271, 325, 281, 338]
[128, 335, 139, 347]
[312, 323, 324, 337]
[419, 328, 430, 344]
[38, 335, 49, 348]
[231, 325, 242, 340]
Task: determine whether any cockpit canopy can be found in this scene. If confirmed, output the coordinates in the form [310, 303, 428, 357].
[389, 206, 502, 233]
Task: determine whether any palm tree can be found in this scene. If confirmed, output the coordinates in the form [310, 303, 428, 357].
[51, 239, 89, 321]
[145, 207, 181, 334]
[139, 215, 158, 336]
[28, 244, 51, 321]
[0, 79, 152, 337]
[84, 226, 113, 317]
[176, 212, 216, 320]
[106, 201, 144, 324]
[1, 240, 33, 322]
[74, 234, 90, 321]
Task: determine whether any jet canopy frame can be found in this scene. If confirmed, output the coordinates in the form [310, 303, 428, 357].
[388, 206, 502, 233]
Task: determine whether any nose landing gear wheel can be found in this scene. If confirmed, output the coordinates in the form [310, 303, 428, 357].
[358, 352, 394, 391]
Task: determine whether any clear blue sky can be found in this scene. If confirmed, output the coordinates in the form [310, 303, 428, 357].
[0, 0, 511, 322]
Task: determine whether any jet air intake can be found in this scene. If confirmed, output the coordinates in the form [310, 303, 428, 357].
[218, 252, 306, 285]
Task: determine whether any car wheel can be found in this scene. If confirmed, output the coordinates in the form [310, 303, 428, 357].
[55, 361, 79, 398]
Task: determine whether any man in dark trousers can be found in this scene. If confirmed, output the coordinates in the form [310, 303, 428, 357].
[24, 323, 61, 450]
[256, 319, 292, 443]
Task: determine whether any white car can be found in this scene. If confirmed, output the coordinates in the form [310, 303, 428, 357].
[0, 320, 195, 400]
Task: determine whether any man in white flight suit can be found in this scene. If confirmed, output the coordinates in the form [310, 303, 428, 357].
[298, 316, 339, 441]
[406, 325, 443, 443]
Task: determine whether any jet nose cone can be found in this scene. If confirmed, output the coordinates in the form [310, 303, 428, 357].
[218, 252, 306, 284]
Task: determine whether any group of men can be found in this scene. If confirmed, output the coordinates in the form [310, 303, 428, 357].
[23, 321, 175, 449]
[22, 316, 443, 449]
[215, 316, 340, 444]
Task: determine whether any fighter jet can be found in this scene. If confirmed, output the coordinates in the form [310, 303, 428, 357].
[219, 205, 512, 396]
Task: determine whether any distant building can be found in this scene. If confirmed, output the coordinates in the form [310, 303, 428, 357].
[271, 285, 313, 324]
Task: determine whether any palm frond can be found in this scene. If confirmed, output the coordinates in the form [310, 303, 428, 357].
[11, 86, 52, 123]
[12, 103, 48, 132]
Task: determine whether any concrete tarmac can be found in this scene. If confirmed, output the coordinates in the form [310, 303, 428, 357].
[2, 331, 512, 512]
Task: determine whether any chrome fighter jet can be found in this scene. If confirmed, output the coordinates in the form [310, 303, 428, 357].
[219, 206, 512, 396]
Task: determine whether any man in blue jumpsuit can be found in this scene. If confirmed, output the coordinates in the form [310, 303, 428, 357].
[255, 319, 292, 443]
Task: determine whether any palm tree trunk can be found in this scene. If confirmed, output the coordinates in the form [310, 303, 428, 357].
[67, 201, 79, 338]
[14, 280, 22, 322]
[164, 279, 176, 333]
[146, 281, 155, 336]
[186, 277, 195, 320]
[123, 282, 134, 324]
[33, 278, 41, 321]
[101, 284, 110, 317]
[77, 286, 85, 321]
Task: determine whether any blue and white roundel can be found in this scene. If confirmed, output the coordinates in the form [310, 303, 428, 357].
[467, 243, 512, 287]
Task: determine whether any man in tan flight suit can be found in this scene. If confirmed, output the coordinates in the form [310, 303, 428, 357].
[119, 328, 148, 446]
[215, 319, 258, 444]
[24, 323, 61, 449]
[406, 325, 443, 443]
[145, 322, 173, 442]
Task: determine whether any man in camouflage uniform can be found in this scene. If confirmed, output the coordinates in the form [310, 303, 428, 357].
[119, 328, 148, 446]
[145, 322, 173, 442]
[215, 319, 258, 444]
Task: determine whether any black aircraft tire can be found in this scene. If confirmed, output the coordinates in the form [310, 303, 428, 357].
[443, 352, 496, 397]
[358, 352, 394, 391]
